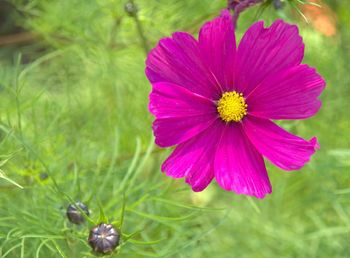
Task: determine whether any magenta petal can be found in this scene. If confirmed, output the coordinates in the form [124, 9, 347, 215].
[149, 82, 216, 119]
[243, 116, 320, 171]
[162, 123, 222, 191]
[145, 32, 219, 98]
[247, 65, 325, 120]
[153, 115, 217, 148]
[199, 10, 236, 92]
[150, 82, 217, 147]
[235, 19, 304, 94]
[214, 124, 272, 198]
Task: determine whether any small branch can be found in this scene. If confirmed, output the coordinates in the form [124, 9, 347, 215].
[227, 0, 241, 10]
[109, 16, 123, 48]
[0, 32, 38, 46]
[228, 0, 264, 28]
[134, 15, 150, 54]
[125, 0, 150, 55]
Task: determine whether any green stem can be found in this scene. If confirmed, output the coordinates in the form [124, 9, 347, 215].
[133, 14, 149, 54]
[126, 0, 149, 54]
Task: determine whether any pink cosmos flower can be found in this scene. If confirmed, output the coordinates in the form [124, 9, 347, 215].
[145, 10, 325, 198]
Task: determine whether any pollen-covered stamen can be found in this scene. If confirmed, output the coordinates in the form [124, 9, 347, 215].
[217, 91, 248, 122]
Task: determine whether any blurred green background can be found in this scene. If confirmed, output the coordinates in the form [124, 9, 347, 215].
[0, 0, 349, 257]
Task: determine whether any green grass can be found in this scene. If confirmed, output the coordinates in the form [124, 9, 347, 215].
[0, 0, 350, 257]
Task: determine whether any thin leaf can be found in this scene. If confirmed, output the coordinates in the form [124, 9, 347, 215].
[0, 169, 23, 189]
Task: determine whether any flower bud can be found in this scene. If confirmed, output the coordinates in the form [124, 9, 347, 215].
[124, 1, 138, 16]
[88, 223, 120, 254]
[39, 172, 48, 180]
[273, 0, 284, 10]
[66, 202, 89, 225]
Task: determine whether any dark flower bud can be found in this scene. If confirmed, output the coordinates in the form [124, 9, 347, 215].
[273, 0, 284, 10]
[88, 223, 120, 254]
[39, 172, 49, 180]
[66, 202, 89, 225]
[124, 1, 138, 16]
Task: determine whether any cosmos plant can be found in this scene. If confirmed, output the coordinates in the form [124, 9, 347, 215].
[145, 4, 325, 198]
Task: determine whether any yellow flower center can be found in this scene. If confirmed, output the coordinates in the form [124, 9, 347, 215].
[217, 91, 248, 122]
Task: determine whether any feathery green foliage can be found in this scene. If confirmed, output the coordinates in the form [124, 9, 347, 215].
[0, 0, 350, 257]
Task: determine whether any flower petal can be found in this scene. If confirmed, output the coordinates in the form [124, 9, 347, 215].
[214, 123, 272, 198]
[149, 82, 216, 119]
[153, 116, 217, 148]
[162, 123, 223, 191]
[235, 19, 304, 94]
[199, 10, 236, 92]
[247, 65, 325, 120]
[145, 32, 219, 98]
[243, 116, 320, 171]
[150, 82, 217, 147]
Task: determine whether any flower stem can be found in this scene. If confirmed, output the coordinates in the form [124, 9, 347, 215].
[228, 0, 264, 28]
[134, 14, 149, 55]
[125, 0, 150, 55]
